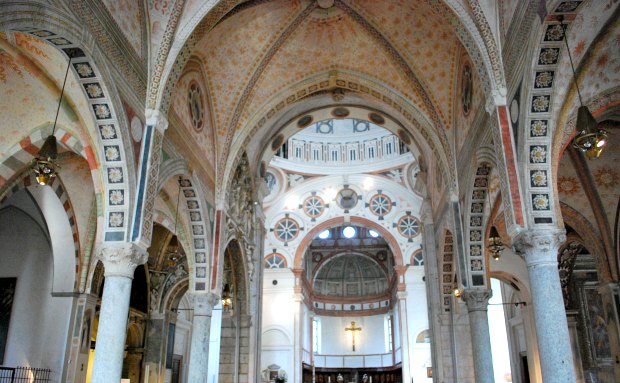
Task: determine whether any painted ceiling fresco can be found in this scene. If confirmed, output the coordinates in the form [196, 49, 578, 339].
[101, 0, 144, 55]
[0, 32, 94, 160]
[557, 134, 620, 243]
[190, 0, 475, 162]
[170, 68, 217, 191]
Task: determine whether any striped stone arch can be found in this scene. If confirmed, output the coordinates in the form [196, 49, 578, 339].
[0, 11, 135, 243]
[519, 0, 588, 228]
[440, 230, 455, 312]
[0, 171, 81, 290]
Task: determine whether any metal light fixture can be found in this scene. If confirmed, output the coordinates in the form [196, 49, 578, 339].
[221, 283, 233, 311]
[560, 17, 608, 158]
[488, 226, 504, 261]
[31, 58, 72, 185]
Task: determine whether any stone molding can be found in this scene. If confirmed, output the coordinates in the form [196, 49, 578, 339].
[146, 109, 169, 133]
[97, 243, 148, 278]
[461, 289, 492, 312]
[512, 229, 566, 267]
[190, 292, 220, 316]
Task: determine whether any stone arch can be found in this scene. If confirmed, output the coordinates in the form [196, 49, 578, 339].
[439, 230, 455, 312]
[560, 202, 614, 283]
[221, 72, 454, 201]
[293, 216, 404, 269]
[519, 0, 613, 229]
[463, 161, 494, 289]
[156, 157, 213, 293]
[0, 8, 136, 243]
[0, 171, 81, 292]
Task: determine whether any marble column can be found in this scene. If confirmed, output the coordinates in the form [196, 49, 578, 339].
[91, 243, 148, 383]
[461, 288, 494, 383]
[187, 292, 219, 382]
[513, 230, 577, 383]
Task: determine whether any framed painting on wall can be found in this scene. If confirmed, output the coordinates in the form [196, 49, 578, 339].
[0, 278, 17, 364]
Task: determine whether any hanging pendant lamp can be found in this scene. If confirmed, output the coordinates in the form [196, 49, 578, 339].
[31, 58, 72, 185]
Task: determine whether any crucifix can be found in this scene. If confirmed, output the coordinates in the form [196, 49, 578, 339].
[345, 321, 362, 351]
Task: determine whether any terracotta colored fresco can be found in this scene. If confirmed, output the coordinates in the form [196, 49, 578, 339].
[0, 33, 92, 160]
[499, 0, 520, 41]
[197, 0, 302, 139]
[102, 0, 143, 54]
[349, 0, 459, 127]
[240, 8, 431, 134]
[171, 70, 216, 171]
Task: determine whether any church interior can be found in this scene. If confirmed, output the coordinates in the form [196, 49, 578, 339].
[0, 1, 618, 383]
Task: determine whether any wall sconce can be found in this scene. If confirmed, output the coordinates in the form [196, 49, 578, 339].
[488, 226, 504, 261]
[559, 17, 608, 158]
[221, 283, 233, 312]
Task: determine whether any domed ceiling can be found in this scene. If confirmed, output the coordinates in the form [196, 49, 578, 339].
[313, 253, 388, 298]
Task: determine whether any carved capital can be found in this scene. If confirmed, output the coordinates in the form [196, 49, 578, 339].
[145, 108, 169, 132]
[97, 243, 148, 278]
[512, 229, 566, 267]
[191, 292, 219, 316]
[461, 288, 492, 312]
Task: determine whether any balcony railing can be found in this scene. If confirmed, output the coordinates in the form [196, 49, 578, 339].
[312, 352, 394, 368]
[0, 367, 52, 383]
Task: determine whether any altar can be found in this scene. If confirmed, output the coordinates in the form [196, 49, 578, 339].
[302, 363, 403, 383]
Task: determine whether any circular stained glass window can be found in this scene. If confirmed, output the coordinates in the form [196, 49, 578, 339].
[318, 229, 330, 239]
[368, 229, 379, 238]
[397, 215, 421, 238]
[188, 82, 204, 131]
[274, 217, 300, 242]
[303, 195, 325, 218]
[369, 193, 392, 216]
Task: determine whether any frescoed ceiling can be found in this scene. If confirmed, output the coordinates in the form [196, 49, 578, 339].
[0, 32, 95, 160]
[101, 0, 144, 55]
[182, 0, 482, 169]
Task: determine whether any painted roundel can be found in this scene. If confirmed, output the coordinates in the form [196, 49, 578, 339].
[369, 193, 392, 216]
[188, 81, 204, 131]
[303, 195, 325, 218]
[397, 215, 421, 239]
[274, 217, 300, 242]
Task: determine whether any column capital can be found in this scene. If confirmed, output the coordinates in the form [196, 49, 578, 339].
[97, 243, 148, 278]
[461, 288, 492, 312]
[145, 108, 169, 133]
[190, 292, 219, 316]
[512, 229, 566, 266]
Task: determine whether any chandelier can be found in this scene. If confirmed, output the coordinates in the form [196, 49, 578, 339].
[560, 17, 608, 158]
[31, 59, 72, 185]
[488, 226, 504, 261]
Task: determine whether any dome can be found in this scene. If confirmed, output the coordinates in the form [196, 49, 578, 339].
[313, 253, 388, 298]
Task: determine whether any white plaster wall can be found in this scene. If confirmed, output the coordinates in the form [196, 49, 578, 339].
[406, 266, 433, 382]
[0, 205, 72, 381]
[260, 269, 296, 378]
[319, 315, 387, 355]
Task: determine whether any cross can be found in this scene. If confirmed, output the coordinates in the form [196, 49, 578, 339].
[345, 321, 362, 351]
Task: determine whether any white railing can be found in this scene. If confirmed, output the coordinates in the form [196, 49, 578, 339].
[313, 352, 394, 368]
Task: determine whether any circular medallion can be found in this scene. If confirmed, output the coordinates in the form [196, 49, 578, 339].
[510, 98, 519, 124]
[397, 215, 421, 239]
[130, 116, 142, 142]
[303, 195, 325, 218]
[336, 188, 358, 210]
[274, 217, 300, 242]
[188, 81, 204, 131]
[369, 193, 392, 216]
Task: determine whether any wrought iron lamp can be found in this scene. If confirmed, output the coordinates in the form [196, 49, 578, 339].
[31, 58, 72, 185]
[221, 283, 233, 311]
[560, 17, 608, 158]
[488, 226, 504, 261]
